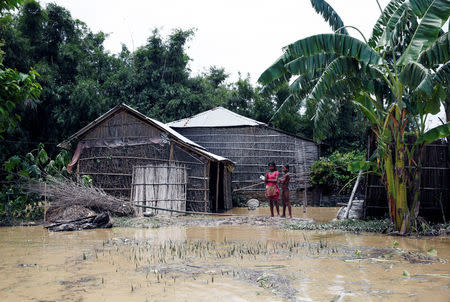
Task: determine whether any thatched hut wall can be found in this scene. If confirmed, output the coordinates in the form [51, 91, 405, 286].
[64, 106, 233, 213]
[172, 126, 319, 202]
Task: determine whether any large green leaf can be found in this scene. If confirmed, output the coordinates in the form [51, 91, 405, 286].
[353, 95, 378, 125]
[377, 3, 408, 48]
[415, 122, 450, 145]
[289, 70, 322, 97]
[260, 73, 291, 95]
[418, 32, 450, 66]
[309, 0, 348, 34]
[397, 0, 450, 65]
[285, 53, 338, 75]
[285, 34, 382, 66]
[308, 57, 360, 100]
[258, 54, 288, 84]
[410, 0, 433, 18]
[369, 0, 407, 47]
[399, 62, 433, 95]
[313, 96, 338, 141]
[424, 85, 445, 114]
[434, 60, 450, 85]
[307, 56, 383, 101]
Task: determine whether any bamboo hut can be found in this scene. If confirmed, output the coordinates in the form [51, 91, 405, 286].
[58, 104, 234, 214]
[167, 107, 319, 203]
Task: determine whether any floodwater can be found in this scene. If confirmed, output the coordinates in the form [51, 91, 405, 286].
[0, 217, 449, 301]
[226, 206, 340, 222]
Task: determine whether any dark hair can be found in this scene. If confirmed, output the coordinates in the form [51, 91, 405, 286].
[283, 164, 289, 171]
[268, 162, 276, 168]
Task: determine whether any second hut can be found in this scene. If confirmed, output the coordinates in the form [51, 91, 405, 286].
[167, 107, 319, 204]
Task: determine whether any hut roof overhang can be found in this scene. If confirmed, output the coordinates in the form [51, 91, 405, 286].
[167, 106, 316, 143]
[58, 104, 234, 164]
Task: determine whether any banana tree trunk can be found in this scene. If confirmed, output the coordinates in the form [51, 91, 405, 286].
[394, 136, 408, 233]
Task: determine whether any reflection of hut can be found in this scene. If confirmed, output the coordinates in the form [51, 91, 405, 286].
[58, 104, 234, 213]
[167, 107, 319, 202]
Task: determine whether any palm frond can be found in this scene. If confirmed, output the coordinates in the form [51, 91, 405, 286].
[398, 0, 450, 65]
[369, 0, 407, 47]
[285, 34, 382, 65]
[409, 0, 433, 18]
[418, 32, 450, 67]
[433, 61, 450, 86]
[258, 54, 289, 84]
[285, 53, 338, 75]
[399, 62, 433, 95]
[309, 0, 348, 34]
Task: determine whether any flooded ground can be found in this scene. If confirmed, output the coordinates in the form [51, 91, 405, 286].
[226, 206, 340, 222]
[0, 209, 449, 301]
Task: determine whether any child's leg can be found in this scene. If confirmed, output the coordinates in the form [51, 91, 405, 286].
[286, 191, 292, 218]
[275, 199, 280, 215]
[281, 192, 286, 217]
[269, 199, 274, 217]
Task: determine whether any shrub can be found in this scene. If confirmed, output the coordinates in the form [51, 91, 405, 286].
[310, 150, 365, 195]
[1, 143, 71, 224]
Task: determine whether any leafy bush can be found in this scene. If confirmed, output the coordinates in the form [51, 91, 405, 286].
[1, 143, 71, 224]
[310, 150, 366, 195]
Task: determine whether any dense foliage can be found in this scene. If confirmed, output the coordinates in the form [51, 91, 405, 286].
[1, 143, 70, 223]
[0, 0, 367, 162]
[0, 0, 372, 222]
[309, 151, 365, 195]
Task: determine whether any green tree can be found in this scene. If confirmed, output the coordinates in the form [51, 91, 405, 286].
[259, 0, 450, 232]
[0, 0, 41, 140]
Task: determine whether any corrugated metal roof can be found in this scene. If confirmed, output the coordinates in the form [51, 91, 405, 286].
[58, 104, 234, 164]
[167, 107, 266, 128]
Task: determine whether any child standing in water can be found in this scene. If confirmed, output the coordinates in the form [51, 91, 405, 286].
[265, 162, 280, 217]
[280, 165, 292, 218]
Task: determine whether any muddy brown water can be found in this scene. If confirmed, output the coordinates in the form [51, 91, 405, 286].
[226, 206, 340, 222]
[0, 209, 449, 301]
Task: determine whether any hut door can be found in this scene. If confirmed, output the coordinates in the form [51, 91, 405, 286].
[132, 164, 187, 216]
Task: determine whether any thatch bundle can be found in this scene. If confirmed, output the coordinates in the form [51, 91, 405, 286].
[27, 177, 135, 221]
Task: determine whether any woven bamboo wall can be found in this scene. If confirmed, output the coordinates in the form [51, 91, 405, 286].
[365, 139, 449, 222]
[75, 110, 217, 212]
[132, 164, 187, 216]
[173, 126, 319, 202]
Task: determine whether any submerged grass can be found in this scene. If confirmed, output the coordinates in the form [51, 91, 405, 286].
[285, 219, 393, 233]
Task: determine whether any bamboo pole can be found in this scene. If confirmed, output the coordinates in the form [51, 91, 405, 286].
[135, 204, 240, 216]
[169, 142, 174, 162]
[204, 162, 209, 212]
[216, 162, 220, 212]
[345, 170, 363, 219]
[44, 182, 47, 223]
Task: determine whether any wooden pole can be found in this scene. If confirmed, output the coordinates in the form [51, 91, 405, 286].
[135, 204, 239, 216]
[76, 162, 80, 183]
[44, 182, 47, 223]
[130, 166, 135, 213]
[216, 162, 220, 212]
[204, 162, 209, 212]
[301, 140, 308, 213]
[169, 142, 174, 162]
[345, 170, 363, 219]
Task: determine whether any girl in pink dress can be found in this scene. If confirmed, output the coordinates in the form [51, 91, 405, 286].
[265, 162, 280, 217]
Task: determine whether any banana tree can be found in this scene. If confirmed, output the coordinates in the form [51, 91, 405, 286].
[259, 0, 450, 233]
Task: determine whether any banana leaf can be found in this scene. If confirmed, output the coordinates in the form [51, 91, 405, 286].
[398, 0, 450, 65]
